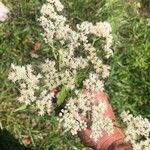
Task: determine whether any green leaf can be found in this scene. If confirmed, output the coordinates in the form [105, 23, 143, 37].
[57, 87, 68, 106]
[75, 67, 89, 87]
[14, 104, 27, 112]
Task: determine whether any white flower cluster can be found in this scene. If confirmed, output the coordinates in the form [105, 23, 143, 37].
[8, 64, 42, 105]
[58, 48, 88, 69]
[120, 111, 150, 150]
[59, 91, 114, 140]
[9, 0, 115, 141]
[8, 64, 53, 115]
[84, 43, 110, 78]
[59, 92, 91, 135]
[39, 0, 113, 91]
[90, 103, 114, 141]
[77, 21, 113, 58]
[8, 1, 150, 146]
[60, 70, 76, 90]
[83, 73, 104, 92]
[41, 59, 76, 90]
[36, 90, 53, 116]
[41, 59, 60, 89]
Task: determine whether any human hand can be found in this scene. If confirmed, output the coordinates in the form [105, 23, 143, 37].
[78, 91, 125, 150]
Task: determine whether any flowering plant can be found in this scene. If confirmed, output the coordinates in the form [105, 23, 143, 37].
[8, 0, 114, 141]
[121, 111, 150, 150]
[8, 0, 150, 148]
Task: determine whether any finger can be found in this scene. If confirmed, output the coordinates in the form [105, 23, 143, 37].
[92, 91, 109, 104]
[92, 91, 116, 119]
[78, 128, 96, 148]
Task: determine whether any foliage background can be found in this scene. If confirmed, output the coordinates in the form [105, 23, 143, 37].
[0, 0, 150, 149]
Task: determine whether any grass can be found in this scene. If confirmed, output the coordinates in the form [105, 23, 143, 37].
[0, 0, 150, 149]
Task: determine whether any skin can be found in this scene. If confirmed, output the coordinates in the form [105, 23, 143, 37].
[78, 91, 126, 150]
